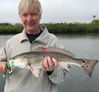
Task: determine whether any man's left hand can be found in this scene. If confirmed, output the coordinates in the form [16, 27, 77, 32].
[40, 56, 58, 71]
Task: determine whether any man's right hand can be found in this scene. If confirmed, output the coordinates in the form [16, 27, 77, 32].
[0, 61, 6, 76]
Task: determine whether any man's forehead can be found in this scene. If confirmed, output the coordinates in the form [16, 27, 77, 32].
[21, 5, 39, 13]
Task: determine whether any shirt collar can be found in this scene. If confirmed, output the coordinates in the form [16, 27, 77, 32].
[19, 27, 50, 45]
[35, 27, 50, 45]
[19, 29, 29, 43]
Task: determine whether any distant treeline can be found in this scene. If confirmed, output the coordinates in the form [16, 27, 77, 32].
[0, 19, 99, 34]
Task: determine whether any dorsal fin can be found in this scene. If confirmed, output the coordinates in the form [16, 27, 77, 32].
[34, 46, 75, 57]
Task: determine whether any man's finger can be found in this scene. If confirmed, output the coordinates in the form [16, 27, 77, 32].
[51, 58, 58, 68]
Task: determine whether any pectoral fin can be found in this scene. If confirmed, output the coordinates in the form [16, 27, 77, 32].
[28, 65, 40, 78]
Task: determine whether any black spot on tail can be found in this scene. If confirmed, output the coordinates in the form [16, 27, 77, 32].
[82, 60, 85, 63]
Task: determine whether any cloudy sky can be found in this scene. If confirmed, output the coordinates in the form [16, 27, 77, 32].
[0, 0, 99, 23]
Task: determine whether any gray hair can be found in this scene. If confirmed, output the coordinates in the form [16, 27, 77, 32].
[18, 0, 42, 15]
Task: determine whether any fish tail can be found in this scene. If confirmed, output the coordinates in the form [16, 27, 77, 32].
[82, 59, 98, 77]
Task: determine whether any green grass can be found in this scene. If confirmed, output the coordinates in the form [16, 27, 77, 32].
[0, 19, 99, 34]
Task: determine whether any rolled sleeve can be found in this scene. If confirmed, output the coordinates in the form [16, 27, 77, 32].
[48, 66, 69, 84]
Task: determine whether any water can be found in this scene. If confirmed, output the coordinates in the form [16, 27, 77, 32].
[0, 34, 99, 92]
[57, 35, 99, 92]
[0, 35, 13, 46]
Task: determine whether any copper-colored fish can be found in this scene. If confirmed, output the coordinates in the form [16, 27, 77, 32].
[8, 46, 98, 78]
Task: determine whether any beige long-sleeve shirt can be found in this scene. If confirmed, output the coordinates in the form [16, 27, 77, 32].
[0, 27, 68, 92]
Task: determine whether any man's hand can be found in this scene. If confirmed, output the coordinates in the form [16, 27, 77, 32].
[0, 62, 6, 76]
[40, 56, 58, 71]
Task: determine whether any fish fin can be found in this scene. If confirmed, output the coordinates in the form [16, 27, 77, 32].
[32, 69, 40, 78]
[28, 65, 40, 78]
[34, 46, 75, 57]
[81, 59, 98, 77]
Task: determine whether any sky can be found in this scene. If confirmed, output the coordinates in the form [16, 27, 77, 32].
[0, 0, 99, 23]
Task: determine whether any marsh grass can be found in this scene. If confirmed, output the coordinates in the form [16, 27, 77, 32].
[0, 19, 99, 34]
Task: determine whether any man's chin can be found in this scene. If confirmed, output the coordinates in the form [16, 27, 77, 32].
[26, 27, 35, 31]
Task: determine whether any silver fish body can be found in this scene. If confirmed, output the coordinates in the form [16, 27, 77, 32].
[8, 46, 98, 78]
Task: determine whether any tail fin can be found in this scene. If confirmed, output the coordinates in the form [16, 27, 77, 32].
[82, 59, 98, 77]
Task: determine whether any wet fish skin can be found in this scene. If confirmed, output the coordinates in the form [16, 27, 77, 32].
[8, 46, 98, 78]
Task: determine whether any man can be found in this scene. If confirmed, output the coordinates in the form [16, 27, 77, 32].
[0, 0, 69, 92]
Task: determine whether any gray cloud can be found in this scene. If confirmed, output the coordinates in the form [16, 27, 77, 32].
[0, 0, 99, 23]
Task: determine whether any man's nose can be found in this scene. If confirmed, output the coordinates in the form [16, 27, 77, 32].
[27, 15, 32, 21]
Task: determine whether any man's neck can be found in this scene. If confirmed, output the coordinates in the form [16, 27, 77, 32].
[26, 30, 42, 43]
[26, 25, 41, 34]
[26, 29, 41, 35]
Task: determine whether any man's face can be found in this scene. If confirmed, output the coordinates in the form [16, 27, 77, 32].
[20, 5, 41, 33]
